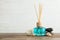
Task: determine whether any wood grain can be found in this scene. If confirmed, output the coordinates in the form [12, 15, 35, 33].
[0, 33, 60, 40]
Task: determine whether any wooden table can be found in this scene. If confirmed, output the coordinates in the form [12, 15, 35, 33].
[0, 33, 60, 40]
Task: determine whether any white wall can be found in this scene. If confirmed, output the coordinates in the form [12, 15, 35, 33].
[0, 0, 60, 33]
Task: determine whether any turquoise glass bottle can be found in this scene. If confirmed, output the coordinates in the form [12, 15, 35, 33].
[33, 26, 46, 36]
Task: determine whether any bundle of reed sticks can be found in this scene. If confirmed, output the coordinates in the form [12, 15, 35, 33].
[34, 0, 43, 26]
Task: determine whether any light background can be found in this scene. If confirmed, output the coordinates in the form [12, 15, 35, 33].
[0, 0, 60, 33]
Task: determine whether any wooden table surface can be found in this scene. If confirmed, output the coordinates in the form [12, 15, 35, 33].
[0, 33, 60, 40]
